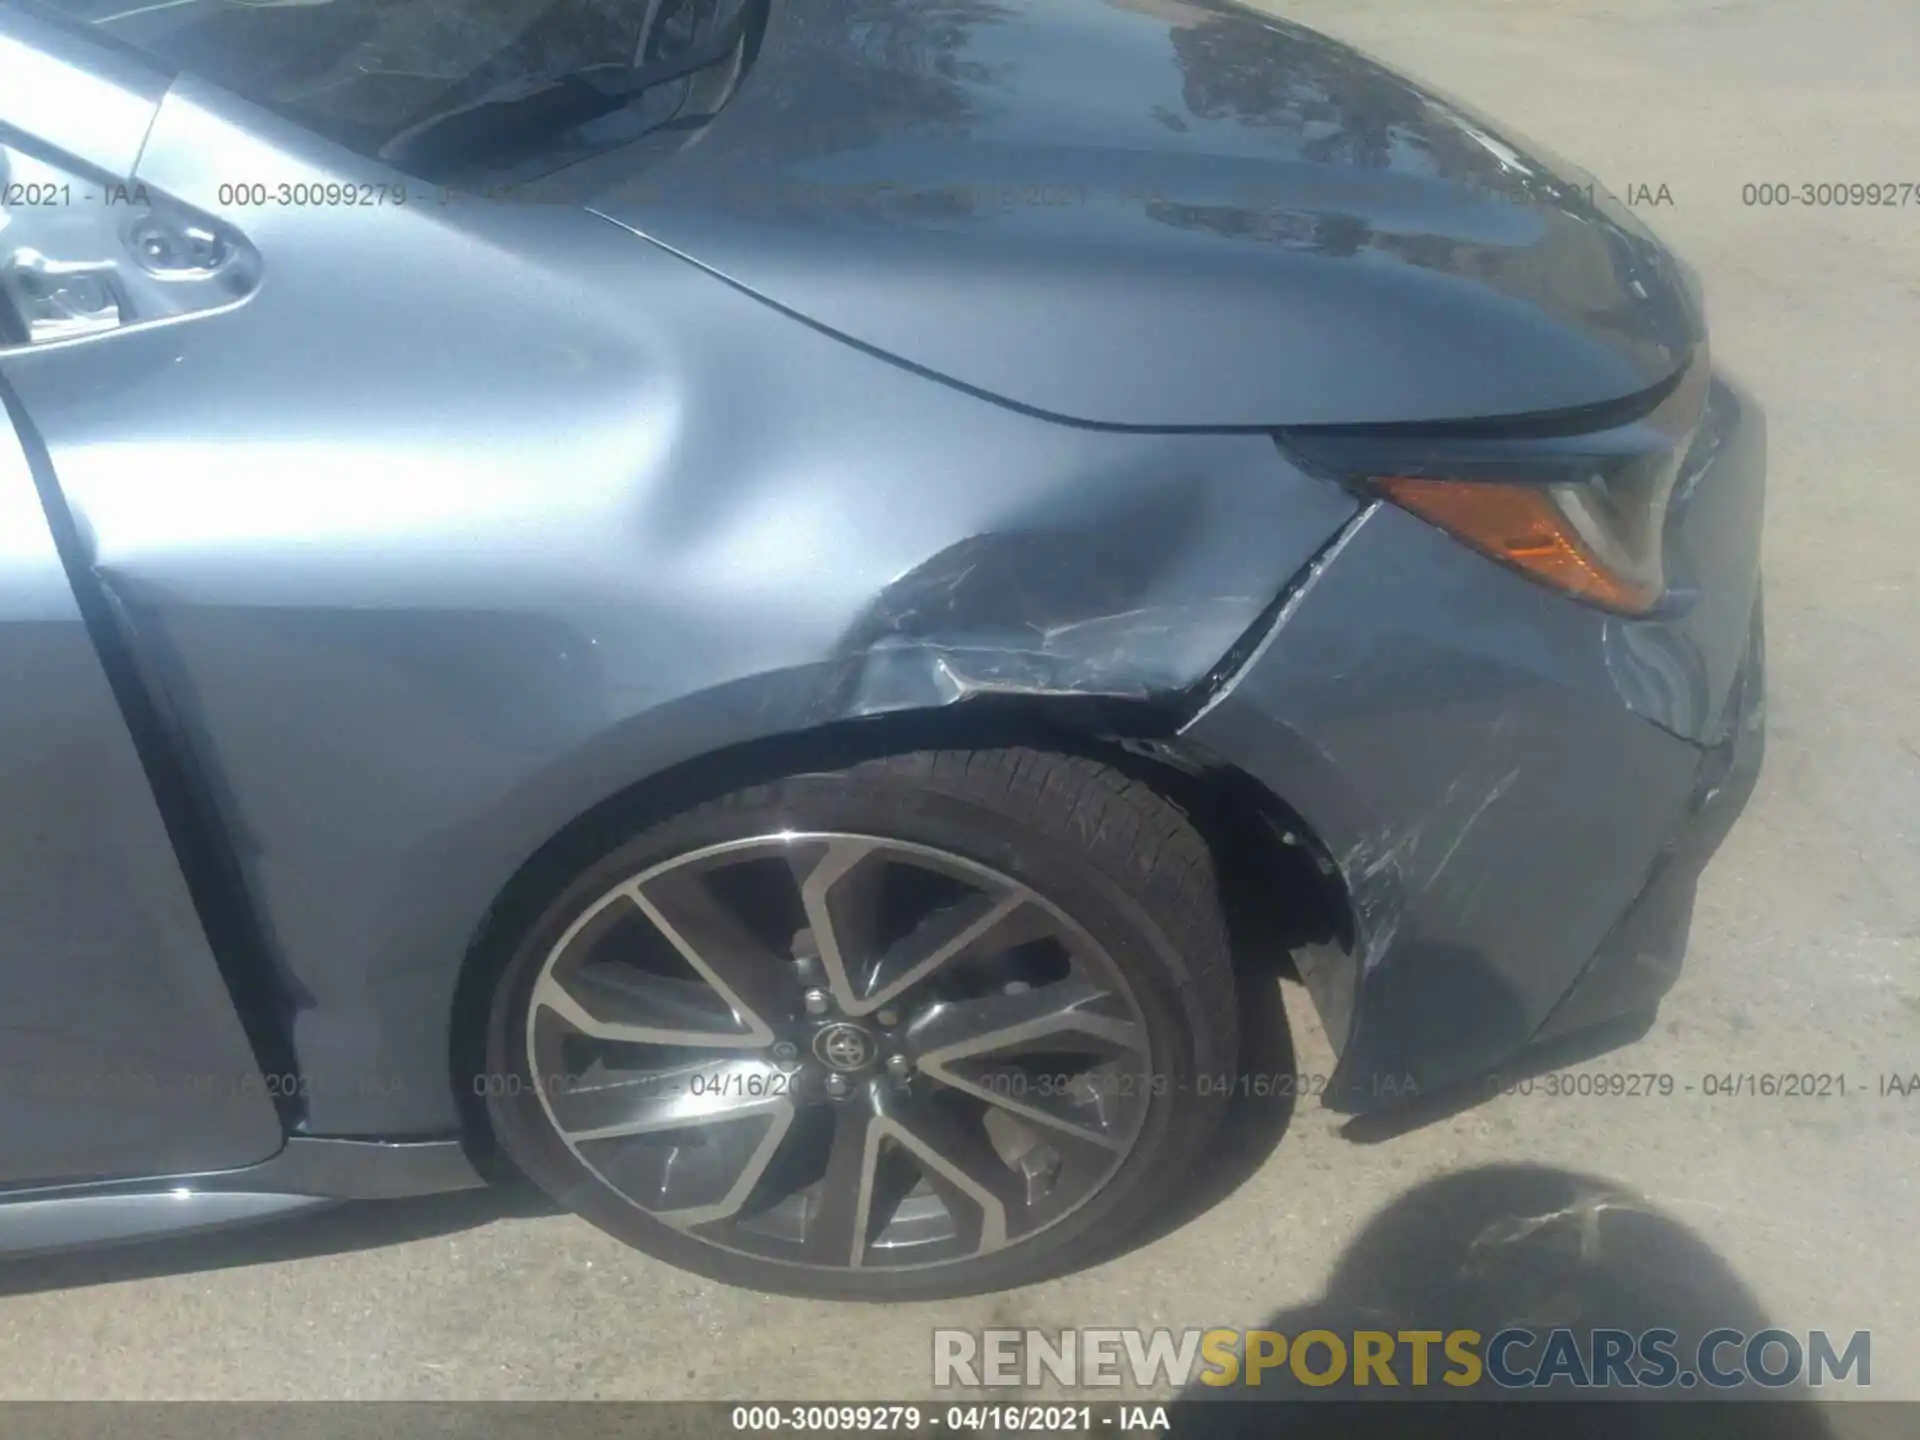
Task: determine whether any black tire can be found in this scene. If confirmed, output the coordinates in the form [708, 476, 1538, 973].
[482, 746, 1241, 1300]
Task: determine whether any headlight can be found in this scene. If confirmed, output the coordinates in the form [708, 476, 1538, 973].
[1280, 358, 1709, 617]
[1373, 451, 1678, 613]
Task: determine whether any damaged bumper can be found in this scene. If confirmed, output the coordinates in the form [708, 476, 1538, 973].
[1182, 373, 1766, 1112]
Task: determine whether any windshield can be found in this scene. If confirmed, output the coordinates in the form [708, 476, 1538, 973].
[25, 0, 731, 168]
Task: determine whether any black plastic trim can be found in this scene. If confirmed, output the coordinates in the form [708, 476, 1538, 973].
[1277, 350, 1692, 443]
[0, 373, 306, 1131]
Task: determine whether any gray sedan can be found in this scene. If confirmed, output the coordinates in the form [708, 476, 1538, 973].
[0, 0, 1762, 1299]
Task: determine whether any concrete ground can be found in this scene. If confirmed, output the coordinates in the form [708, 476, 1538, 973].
[1, 0, 1915, 1408]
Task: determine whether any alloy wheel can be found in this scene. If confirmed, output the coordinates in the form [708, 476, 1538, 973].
[522, 833, 1157, 1273]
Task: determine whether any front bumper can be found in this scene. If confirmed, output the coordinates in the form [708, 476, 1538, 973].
[1529, 599, 1764, 1045]
[1182, 371, 1766, 1112]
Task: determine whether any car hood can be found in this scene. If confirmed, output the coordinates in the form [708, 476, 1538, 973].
[584, 0, 1703, 428]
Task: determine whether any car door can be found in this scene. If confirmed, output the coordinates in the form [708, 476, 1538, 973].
[0, 7, 283, 1186]
[0, 0, 723, 1139]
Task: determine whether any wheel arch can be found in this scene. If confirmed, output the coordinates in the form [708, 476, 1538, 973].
[447, 692, 1354, 1172]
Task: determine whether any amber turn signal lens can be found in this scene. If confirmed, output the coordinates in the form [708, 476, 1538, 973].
[1374, 476, 1657, 614]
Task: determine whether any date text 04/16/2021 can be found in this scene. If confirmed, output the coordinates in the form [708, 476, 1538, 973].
[728, 1405, 1171, 1433]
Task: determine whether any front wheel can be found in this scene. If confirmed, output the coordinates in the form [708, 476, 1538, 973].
[482, 748, 1241, 1300]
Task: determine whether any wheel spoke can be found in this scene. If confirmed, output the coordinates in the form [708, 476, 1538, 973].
[909, 975, 1147, 1062]
[533, 960, 762, 1048]
[858, 890, 1043, 1013]
[533, 892, 766, 1046]
[629, 868, 796, 1040]
[541, 1049, 797, 1143]
[791, 838, 884, 1015]
[801, 1090, 882, 1267]
[569, 963, 739, 1034]
[911, 978, 1148, 1149]
[871, 1087, 1023, 1254]
[576, 1096, 796, 1226]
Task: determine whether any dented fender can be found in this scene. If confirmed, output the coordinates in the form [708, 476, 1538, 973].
[825, 455, 1358, 716]
[0, 113, 1357, 1135]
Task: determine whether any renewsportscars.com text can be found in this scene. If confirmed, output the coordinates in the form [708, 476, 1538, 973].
[933, 1326, 1871, 1391]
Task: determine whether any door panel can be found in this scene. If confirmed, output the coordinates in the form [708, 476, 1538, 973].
[0, 403, 281, 1187]
[0, 7, 280, 1183]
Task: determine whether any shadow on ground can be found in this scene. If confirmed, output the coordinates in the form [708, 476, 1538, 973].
[1168, 1163, 1885, 1438]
